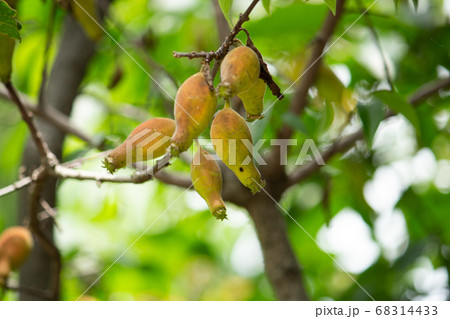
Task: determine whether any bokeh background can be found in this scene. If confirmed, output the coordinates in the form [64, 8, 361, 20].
[0, 0, 449, 300]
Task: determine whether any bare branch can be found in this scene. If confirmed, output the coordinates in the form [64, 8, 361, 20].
[154, 171, 192, 189]
[241, 28, 283, 99]
[211, 0, 260, 77]
[279, 0, 345, 139]
[173, 0, 261, 75]
[285, 77, 450, 188]
[3, 82, 58, 166]
[357, 0, 395, 90]
[0, 176, 33, 198]
[53, 152, 172, 184]
[0, 87, 104, 149]
[409, 77, 450, 105]
[266, 0, 345, 178]
[173, 51, 215, 60]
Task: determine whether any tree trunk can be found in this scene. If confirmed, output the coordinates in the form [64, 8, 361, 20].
[246, 195, 308, 300]
[18, 15, 96, 300]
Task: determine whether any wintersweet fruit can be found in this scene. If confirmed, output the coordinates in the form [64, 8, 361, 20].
[219, 46, 260, 98]
[0, 226, 33, 281]
[170, 72, 217, 156]
[238, 78, 266, 122]
[191, 145, 227, 220]
[210, 104, 265, 194]
[103, 117, 175, 174]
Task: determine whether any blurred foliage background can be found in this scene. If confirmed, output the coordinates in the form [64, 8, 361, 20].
[0, 0, 449, 300]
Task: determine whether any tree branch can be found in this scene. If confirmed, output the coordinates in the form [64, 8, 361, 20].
[285, 77, 450, 188]
[211, 0, 260, 77]
[154, 170, 192, 189]
[3, 82, 58, 166]
[0, 87, 104, 149]
[356, 0, 394, 90]
[173, 0, 261, 75]
[266, 0, 345, 178]
[53, 152, 172, 184]
[0, 176, 33, 198]
[278, 0, 345, 140]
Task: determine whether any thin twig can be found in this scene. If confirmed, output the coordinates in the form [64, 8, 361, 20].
[38, 199, 62, 231]
[357, 0, 395, 91]
[3, 82, 58, 166]
[0, 87, 105, 149]
[285, 77, 450, 188]
[240, 28, 283, 99]
[280, 0, 345, 138]
[0, 176, 33, 198]
[266, 0, 345, 178]
[53, 152, 172, 184]
[211, 0, 260, 77]
[173, 0, 261, 77]
[173, 51, 215, 60]
[132, 162, 191, 188]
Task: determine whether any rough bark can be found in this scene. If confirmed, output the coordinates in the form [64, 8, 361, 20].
[245, 193, 308, 300]
[18, 15, 96, 300]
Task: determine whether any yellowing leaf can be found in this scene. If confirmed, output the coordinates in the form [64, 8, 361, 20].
[71, 0, 103, 41]
[341, 88, 357, 113]
[315, 65, 345, 105]
[0, 34, 15, 82]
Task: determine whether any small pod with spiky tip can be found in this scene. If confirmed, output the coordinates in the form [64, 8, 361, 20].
[102, 118, 175, 174]
[191, 145, 227, 220]
[238, 78, 266, 122]
[170, 71, 217, 156]
[0, 226, 33, 284]
[210, 102, 265, 194]
[218, 46, 260, 98]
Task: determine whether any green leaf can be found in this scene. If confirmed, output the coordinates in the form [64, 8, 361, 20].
[412, 0, 419, 11]
[0, 0, 20, 40]
[281, 113, 309, 135]
[373, 90, 421, 136]
[262, 0, 271, 15]
[357, 99, 384, 145]
[218, 0, 233, 27]
[324, 0, 336, 15]
[316, 64, 345, 104]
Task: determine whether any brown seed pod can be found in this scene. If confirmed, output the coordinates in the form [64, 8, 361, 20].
[170, 71, 217, 156]
[219, 46, 260, 98]
[191, 145, 227, 220]
[238, 78, 266, 122]
[103, 117, 175, 174]
[0, 226, 33, 274]
[210, 104, 265, 194]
